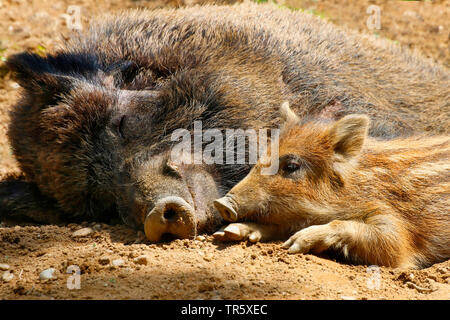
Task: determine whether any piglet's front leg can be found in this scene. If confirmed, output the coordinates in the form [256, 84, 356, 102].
[213, 222, 285, 243]
[282, 217, 412, 268]
[282, 223, 339, 254]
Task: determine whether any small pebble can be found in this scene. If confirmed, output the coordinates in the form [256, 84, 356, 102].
[72, 227, 93, 237]
[39, 268, 56, 280]
[195, 235, 206, 241]
[437, 267, 448, 275]
[2, 271, 14, 282]
[341, 296, 356, 300]
[0, 264, 10, 271]
[112, 259, 125, 267]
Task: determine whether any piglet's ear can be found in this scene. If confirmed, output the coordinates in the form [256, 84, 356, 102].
[329, 114, 369, 158]
[279, 101, 299, 126]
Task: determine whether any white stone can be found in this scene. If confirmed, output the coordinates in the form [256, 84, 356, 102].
[39, 268, 56, 280]
[0, 264, 10, 271]
[195, 235, 206, 241]
[2, 271, 14, 282]
[112, 259, 125, 267]
[72, 227, 93, 237]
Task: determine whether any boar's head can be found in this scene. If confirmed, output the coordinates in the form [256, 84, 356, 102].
[6, 52, 231, 240]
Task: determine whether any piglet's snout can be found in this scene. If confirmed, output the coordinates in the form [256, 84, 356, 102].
[214, 196, 238, 222]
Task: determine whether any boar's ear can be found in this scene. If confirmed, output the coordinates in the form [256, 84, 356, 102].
[6, 52, 92, 104]
[329, 114, 369, 158]
[279, 101, 299, 126]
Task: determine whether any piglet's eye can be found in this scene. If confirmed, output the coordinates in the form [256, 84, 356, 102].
[284, 161, 301, 172]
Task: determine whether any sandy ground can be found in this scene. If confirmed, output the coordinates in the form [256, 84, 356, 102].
[0, 0, 449, 300]
[0, 223, 449, 300]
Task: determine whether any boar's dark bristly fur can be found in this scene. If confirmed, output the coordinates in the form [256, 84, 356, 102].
[2, 4, 449, 237]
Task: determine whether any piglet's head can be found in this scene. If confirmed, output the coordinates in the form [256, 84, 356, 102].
[214, 102, 370, 224]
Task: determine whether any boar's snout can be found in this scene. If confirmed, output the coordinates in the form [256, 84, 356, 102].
[214, 196, 238, 222]
[144, 196, 197, 242]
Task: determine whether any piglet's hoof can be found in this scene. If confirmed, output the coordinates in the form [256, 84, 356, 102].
[213, 223, 262, 242]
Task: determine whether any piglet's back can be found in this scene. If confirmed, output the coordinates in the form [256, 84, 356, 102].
[360, 136, 450, 266]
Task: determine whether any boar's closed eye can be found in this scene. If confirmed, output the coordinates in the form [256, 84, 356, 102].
[112, 115, 127, 139]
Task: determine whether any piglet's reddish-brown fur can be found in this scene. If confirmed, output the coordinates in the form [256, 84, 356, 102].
[214, 103, 449, 269]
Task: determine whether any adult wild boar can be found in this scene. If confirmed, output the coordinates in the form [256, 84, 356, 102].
[1, 3, 449, 241]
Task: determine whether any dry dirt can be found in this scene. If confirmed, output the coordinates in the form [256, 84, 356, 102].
[0, 0, 449, 300]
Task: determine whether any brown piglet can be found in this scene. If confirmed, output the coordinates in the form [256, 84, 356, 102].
[214, 102, 449, 269]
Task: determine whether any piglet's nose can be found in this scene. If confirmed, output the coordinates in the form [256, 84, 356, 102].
[144, 196, 196, 242]
[214, 196, 238, 222]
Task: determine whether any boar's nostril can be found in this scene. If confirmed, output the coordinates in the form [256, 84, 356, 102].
[144, 196, 197, 242]
[163, 208, 178, 221]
